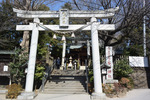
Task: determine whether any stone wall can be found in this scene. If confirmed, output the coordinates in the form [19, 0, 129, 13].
[130, 67, 150, 88]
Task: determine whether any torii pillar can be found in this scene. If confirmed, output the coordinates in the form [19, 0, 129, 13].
[60, 40, 66, 70]
[91, 17, 105, 99]
[17, 18, 40, 99]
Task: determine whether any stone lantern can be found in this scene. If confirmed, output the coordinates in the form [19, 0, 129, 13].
[67, 56, 73, 69]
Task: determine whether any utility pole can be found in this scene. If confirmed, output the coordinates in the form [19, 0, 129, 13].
[143, 0, 146, 56]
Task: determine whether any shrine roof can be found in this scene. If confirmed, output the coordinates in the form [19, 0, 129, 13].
[0, 51, 15, 55]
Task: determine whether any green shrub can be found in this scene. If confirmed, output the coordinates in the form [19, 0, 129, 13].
[114, 58, 133, 79]
[6, 83, 22, 99]
[9, 48, 28, 84]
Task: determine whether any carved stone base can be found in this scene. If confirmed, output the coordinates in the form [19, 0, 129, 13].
[105, 79, 118, 84]
[91, 92, 106, 100]
[60, 66, 64, 70]
[17, 92, 36, 100]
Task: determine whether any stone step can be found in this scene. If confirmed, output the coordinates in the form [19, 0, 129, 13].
[49, 76, 86, 80]
[42, 89, 86, 94]
[42, 90, 86, 94]
[44, 87, 84, 90]
[51, 69, 86, 76]
[46, 83, 83, 87]
[49, 81, 85, 84]
[47, 80, 85, 82]
[45, 82, 84, 85]
[41, 91, 86, 94]
[43, 88, 86, 91]
[44, 87, 85, 90]
[44, 84, 84, 87]
[0, 90, 7, 94]
[47, 81, 84, 83]
[42, 69, 87, 94]
[45, 83, 85, 86]
[46, 80, 85, 85]
[46, 80, 84, 83]
[45, 83, 84, 85]
[45, 85, 85, 89]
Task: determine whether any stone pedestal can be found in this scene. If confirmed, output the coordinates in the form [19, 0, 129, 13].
[105, 79, 118, 84]
[79, 66, 86, 70]
[91, 92, 106, 100]
[17, 92, 36, 100]
[60, 66, 64, 70]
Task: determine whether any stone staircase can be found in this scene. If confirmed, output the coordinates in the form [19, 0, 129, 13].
[41, 69, 87, 94]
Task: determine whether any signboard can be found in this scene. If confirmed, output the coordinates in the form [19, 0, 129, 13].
[59, 9, 69, 27]
[106, 46, 113, 79]
[3, 65, 8, 71]
[129, 56, 149, 67]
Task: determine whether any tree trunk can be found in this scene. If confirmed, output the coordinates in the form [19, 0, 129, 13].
[20, 30, 29, 53]
[20, 19, 29, 53]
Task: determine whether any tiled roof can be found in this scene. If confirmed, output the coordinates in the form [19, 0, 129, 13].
[0, 51, 15, 54]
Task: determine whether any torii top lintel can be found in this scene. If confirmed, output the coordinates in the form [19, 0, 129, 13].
[13, 7, 119, 31]
[13, 7, 119, 19]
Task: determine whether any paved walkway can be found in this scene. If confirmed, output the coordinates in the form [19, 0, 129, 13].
[34, 89, 150, 100]
[0, 89, 150, 100]
[107, 89, 150, 100]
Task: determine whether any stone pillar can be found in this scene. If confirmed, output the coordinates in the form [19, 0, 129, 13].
[105, 46, 118, 84]
[25, 18, 40, 92]
[106, 46, 113, 80]
[87, 40, 90, 57]
[91, 17, 105, 99]
[60, 40, 66, 70]
[18, 18, 40, 100]
[9, 77, 11, 85]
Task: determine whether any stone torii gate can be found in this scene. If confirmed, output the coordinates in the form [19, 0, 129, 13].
[13, 7, 119, 99]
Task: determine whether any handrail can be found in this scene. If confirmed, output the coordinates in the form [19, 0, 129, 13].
[39, 62, 54, 92]
[85, 59, 89, 93]
[39, 67, 50, 92]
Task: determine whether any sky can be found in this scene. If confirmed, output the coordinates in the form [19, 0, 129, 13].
[0, 0, 70, 11]
[48, 0, 71, 11]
